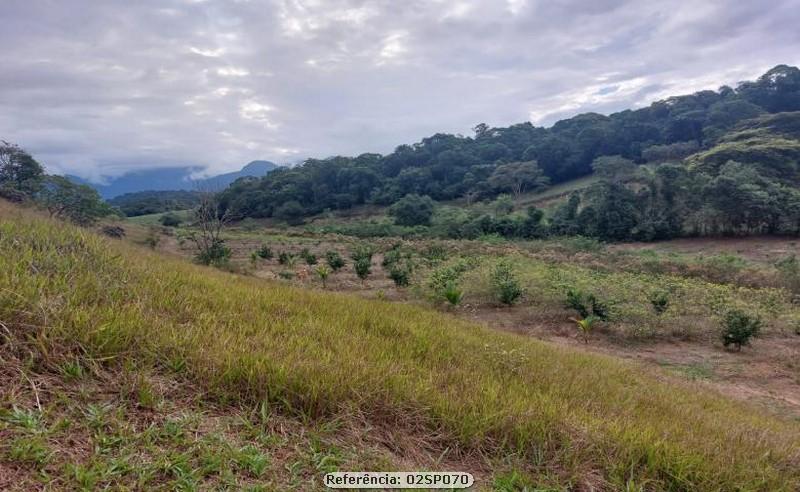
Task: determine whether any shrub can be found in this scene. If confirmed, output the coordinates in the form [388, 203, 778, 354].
[256, 245, 273, 260]
[564, 289, 609, 321]
[570, 315, 598, 343]
[159, 213, 182, 227]
[354, 257, 371, 283]
[491, 261, 523, 305]
[775, 254, 800, 293]
[196, 240, 231, 267]
[649, 290, 670, 315]
[315, 264, 331, 287]
[300, 248, 317, 265]
[325, 250, 345, 271]
[721, 309, 762, 351]
[388, 261, 413, 287]
[388, 194, 436, 226]
[351, 245, 374, 263]
[443, 281, 464, 306]
[278, 252, 297, 267]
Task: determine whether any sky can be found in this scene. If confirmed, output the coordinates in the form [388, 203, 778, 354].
[2, 0, 799, 181]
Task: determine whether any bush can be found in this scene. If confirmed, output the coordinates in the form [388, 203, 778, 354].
[351, 245, 374, 263]
[491, 261, 523, 305]
[315, 264, 331, 287]
[256, 244, 273, 260]
[196, 240, 231, 267]
[354, 257, 371, 283]
[325, 251, 345, 271]
[388, 194, 436, 226]
[721, 309, 762, 351]
[159, 213, 182, 227]
[564, 289, 609, 321]
[278, 252, 297, 267]
[649, 290, 670, 315]
[300, 248, 317, 265]
[443, 281, 464, 306]
[388, 261, 413, 287]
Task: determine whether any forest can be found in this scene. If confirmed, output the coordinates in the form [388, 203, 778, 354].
[219, 65, 800, 241]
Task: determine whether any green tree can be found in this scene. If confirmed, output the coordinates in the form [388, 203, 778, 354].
[37, 175, 114, 225]
[388, 194, 436, 226]
[0, 141, 44, 199]
[591, 155, 637, 183]
[488, 161, 549, 199]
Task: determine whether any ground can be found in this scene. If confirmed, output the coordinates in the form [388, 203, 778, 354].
[121, 218, 800, 422]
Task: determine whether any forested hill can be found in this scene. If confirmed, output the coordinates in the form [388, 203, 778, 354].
[219, 64, 800, 238]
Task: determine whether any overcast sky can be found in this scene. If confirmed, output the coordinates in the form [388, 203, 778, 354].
[2, 0, 799, 180]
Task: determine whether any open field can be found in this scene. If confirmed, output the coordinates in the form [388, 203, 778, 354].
[3, 202, 800, 490]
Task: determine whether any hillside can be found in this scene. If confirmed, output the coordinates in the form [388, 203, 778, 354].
[219, 65, 800, 236]
[2, 202, 800, 490]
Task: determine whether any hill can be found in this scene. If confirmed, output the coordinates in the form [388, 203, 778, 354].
[218, 65, 800, 242]
[1, 201, 799, 489]
[69, 160, 279, 199]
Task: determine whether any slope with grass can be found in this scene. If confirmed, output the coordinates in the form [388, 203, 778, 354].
[2, 202, 800, 490]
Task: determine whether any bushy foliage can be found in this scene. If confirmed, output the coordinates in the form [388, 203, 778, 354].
[721, 309, 762, 350]
[388, 261, 413, 287]
[443, 281, 464, 306]
[300, 248, 317, 265]
[325, 250, 345, 271]
[649, 290, 670, 315]
[388, 194, 436, 226]
[256, 244, 273, 260]
[196, 240, 231, 267]
[159, 212, 182, 227]
[354, 257, 371, 282]
[491, 261, 523, 305]
[108, 190, 203, 217]
[564, 289, 609, 321]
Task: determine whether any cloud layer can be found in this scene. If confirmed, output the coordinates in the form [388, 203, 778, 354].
[2, 0, 799, 179]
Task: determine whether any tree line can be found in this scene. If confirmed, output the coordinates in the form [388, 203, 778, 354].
[219, 64, 800, 233]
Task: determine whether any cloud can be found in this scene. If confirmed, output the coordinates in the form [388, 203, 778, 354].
[0, 0, 798, 179]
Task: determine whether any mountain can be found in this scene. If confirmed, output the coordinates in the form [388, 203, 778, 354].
[69, 160, 279, 199]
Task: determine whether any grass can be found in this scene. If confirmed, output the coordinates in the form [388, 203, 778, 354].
[2, 202, 800, 490]
[125, 209, 193, 226]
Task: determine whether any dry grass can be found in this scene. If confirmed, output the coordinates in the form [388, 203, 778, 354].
[2, 202, 800, 490]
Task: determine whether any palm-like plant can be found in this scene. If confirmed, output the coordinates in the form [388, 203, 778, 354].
[569, 315, 597, 344]
[315, 264, 331, 288]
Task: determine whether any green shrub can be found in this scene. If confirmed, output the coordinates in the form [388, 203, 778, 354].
[564, 289, 609, 321]
[300, 248, 317, 265]
[354, 257, 371, 283]
[159, 213, 182, 227]
[491, 261, 523, 305]
[388, 261, 412, 287]
[325, 250, 345, 271]
[256, 244, 273, 260]
[649, 290, 670, 315]
[721, 309, 762, 351]
[196, 240, 231, 267]
[351, 245, 374, 263]
[443, 281, 464, 306]
[775, 254, 800, 293]
[315, 264, 331, 287]
[570, 315, 598, 343]
[278, 251, 293, 265]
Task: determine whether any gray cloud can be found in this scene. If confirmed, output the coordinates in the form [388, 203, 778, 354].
[1, 0, 799, 180]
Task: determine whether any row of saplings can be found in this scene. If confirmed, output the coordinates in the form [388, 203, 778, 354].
[250, 243, 762, 351]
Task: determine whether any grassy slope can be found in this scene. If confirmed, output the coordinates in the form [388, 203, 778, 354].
[2, 204, 799, 490]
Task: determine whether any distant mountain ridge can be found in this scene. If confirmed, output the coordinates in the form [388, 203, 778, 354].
[68, 160, 279, 199]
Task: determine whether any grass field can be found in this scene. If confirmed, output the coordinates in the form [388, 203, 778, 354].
[2, 202, 800, 490]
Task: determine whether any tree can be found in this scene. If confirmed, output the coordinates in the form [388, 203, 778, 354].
[188, 193, 233, 266]
[591, 155, 637, 183]
[388, 194, 436, 226]
[37, 175, 114, 225]
[274, 200, 305, 225]
[488, 161, 549, 199]
[0, 141, 44, 199]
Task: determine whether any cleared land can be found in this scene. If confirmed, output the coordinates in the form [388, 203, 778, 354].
[1, 202, 800, 490]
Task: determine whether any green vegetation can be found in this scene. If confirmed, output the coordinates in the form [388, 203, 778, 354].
[721, 309, 763, 350]
[219, 66, 800, 243]
[108, 189, 204, 217]
[2, 204, 800, 489]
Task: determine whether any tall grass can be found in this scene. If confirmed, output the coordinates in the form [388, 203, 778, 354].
[2, 204, 799, 490]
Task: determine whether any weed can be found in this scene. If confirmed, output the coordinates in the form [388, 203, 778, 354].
[491, 261, 523, 305]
